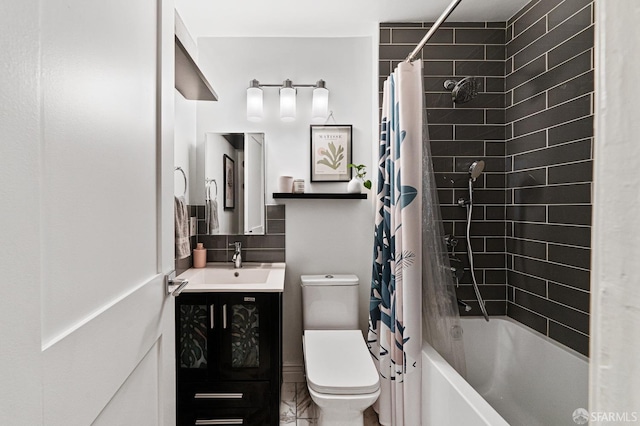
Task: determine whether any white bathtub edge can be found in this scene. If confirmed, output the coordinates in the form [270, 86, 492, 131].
[488, 316, 589, 363]
[421, 341, 509, 426]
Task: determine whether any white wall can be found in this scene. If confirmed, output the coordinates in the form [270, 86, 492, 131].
[175, 91, 197, 204]
[196, 36, 375, 370]
[591, 0, 640, 419]
[174, 14, 198, 210]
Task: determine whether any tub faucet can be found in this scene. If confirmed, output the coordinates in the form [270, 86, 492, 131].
[230, 242, 242, 268]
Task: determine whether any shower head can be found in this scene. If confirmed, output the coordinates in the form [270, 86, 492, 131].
[444, 77, 480, 104]
[469, 160, 485, 181]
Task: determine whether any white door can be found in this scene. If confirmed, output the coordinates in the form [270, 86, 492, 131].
[0, 0, 177, 424]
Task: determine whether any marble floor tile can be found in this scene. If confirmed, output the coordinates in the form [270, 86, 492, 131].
[280, 381, 381, 425]
[279, 382, 297, 424]
[295, 383, 317, 419]
[364, 406, 382, 426]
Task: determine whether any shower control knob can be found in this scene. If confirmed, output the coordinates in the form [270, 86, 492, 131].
[445, 235, 458, 248]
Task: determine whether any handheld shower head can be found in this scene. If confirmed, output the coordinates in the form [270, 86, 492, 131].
[469, 160, 485, 181]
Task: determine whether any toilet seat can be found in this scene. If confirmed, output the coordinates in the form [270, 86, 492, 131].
[303, 330, 380, 395]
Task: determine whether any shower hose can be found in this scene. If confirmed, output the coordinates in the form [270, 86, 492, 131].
[466, 178, 490, 322]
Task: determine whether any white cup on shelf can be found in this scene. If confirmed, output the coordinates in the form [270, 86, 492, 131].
[278, 176, 294, 193]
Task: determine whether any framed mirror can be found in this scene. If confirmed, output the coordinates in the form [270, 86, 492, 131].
[198, 132, 265, 235]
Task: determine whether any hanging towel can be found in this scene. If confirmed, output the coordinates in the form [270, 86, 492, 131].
[206, 198, 220, 234]
[175, 196, 190, 259]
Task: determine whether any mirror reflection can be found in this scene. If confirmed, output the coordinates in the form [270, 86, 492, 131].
[202, 132, 265, 235]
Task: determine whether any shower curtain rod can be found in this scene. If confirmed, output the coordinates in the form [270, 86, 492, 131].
[405, 0, 462, 62]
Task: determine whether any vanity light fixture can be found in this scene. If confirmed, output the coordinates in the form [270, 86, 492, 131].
[312, 80, 329, 120]
[280, 79, 296, 122]
[246, 79, 329, 122]
[246, 79, 263, 122]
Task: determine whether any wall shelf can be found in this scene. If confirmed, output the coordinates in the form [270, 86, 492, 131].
[175, 36, 218, 101]
[273, 193, 367, 199]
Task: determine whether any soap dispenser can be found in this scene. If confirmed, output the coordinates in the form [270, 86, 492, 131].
[193, 243, 206, 268]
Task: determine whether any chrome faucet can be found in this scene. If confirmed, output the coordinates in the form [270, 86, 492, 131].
[230, 242, 242, 268]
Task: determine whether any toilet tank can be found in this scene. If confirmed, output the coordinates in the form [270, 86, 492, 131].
[301, 274, 359, 330]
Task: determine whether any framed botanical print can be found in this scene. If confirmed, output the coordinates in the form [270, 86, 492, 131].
[223, 154, 235, 210]
[310, 125, 352, 182]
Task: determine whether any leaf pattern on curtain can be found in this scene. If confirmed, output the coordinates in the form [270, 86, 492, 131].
[368, 62, 423, 426]
[369, 73, 419, 377]
[179, 304, 208, 369]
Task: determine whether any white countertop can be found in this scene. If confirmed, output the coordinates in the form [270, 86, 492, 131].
[177, 262, 285, 293]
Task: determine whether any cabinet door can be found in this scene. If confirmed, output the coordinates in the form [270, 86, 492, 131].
[218, 294, 272, 380]
[176, 294, 217, 383]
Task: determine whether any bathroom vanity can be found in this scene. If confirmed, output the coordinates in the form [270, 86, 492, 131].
[174, 263, 284, 426]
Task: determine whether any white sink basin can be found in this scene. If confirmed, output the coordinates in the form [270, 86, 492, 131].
[177, 262, 285, 293]
[203, 265, 270, 284]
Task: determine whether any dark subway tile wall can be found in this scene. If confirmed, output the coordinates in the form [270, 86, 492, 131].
[380, 21, 508, 317]
[380, 0, 594, 357]
[505, 0, 594, 356]
[174, 204, 286, 275]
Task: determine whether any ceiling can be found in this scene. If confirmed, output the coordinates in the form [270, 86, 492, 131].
[176, 0, 530, 39]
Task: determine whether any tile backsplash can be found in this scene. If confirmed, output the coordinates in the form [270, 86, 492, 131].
[175, 204, 286, 276]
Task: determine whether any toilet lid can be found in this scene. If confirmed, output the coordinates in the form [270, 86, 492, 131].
[304, 330, 380, 395]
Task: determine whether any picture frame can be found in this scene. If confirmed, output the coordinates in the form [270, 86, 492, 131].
[310, 124, 352, 182]
[223, 154, 235, 210]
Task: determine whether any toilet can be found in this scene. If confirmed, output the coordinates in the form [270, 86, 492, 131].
[301, 274, 380, 426]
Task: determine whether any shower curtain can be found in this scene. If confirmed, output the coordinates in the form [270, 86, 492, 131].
[368, 61, 467, 426]
[420, 106, 467, 378]
[368, 61, 423, 426]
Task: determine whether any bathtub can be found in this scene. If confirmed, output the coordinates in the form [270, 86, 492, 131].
[421, 317, 588, 426]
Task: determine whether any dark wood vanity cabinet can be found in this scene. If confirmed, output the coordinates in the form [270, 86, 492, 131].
[176, 292, 282, 426]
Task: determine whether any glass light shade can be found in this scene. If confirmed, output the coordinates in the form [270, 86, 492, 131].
[312, 86, 329, 120]
[280, 87, 296, 122]
[246, 87, 263, 121]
